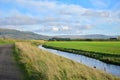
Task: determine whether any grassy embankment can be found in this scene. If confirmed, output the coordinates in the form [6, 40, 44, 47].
[14, 42, 119, 80]
[43, 41, 120, 65]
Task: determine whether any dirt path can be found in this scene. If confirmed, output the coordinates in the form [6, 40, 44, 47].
[0, 44, 22, 80]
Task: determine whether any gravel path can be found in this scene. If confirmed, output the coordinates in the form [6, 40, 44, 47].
[0, 45, 22, 80]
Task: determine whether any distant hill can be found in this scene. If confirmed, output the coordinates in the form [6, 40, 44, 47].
[0, 28, 50, 40]
[0, 28, 118, 40]
[55, 34, 117, 39]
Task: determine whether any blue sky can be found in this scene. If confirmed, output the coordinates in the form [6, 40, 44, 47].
[0, 0, 120, 35]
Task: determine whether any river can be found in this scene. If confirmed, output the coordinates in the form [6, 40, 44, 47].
[39, 45, 120, 77]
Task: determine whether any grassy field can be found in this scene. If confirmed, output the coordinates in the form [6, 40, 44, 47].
[45, 41, 120, 54]
[14, 42, 119, 80]
[0, 39, 13, 44]
[0, 38, 46, 45]
[44, 41, 120, 65]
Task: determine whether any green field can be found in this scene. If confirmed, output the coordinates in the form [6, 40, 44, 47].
[44, 41, 120, 65]
[46, 41, 120, 54]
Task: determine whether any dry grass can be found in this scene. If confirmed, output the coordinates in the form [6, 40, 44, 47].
[15, 42, 119, 80]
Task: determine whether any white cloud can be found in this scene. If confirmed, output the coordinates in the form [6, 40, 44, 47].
[0, 14, 40, 25]
[61, 26, 70, 30]
[83, 10, 110, 18]
[100, 11, 110, 17]
[76, 30, 82, 34]
[58, 4, 86, 15]
[86, 25, 92, 29]
[15, 0, 57, 14]
[52, 27, 59, 32]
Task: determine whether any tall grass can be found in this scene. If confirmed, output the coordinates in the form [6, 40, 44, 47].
[29, 40, 46, 46]
[15, 42, 119, 80]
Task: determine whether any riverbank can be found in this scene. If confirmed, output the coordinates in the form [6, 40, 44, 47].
[14, 42, 119, 80]
[43, 45, 120, 65]
[40, 45, 120, 77]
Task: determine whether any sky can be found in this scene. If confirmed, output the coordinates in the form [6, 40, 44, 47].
[0, 0, 120, 35]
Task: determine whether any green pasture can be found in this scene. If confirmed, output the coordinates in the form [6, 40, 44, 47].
[46, 41, 120, 55]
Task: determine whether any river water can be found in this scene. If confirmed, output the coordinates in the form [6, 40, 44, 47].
[39, 45, 120, 77]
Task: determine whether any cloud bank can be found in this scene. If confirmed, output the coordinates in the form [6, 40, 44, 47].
[0, 0, 120, 35]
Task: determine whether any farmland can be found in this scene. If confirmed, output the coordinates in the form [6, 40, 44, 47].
[44, 41, 120, 65]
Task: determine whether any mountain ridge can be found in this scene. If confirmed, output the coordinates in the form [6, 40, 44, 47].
[0, 28, 50, 40]
[0, 28, 118, 40]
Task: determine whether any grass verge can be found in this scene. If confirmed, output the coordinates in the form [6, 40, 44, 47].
[13, 44, 31, 80]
